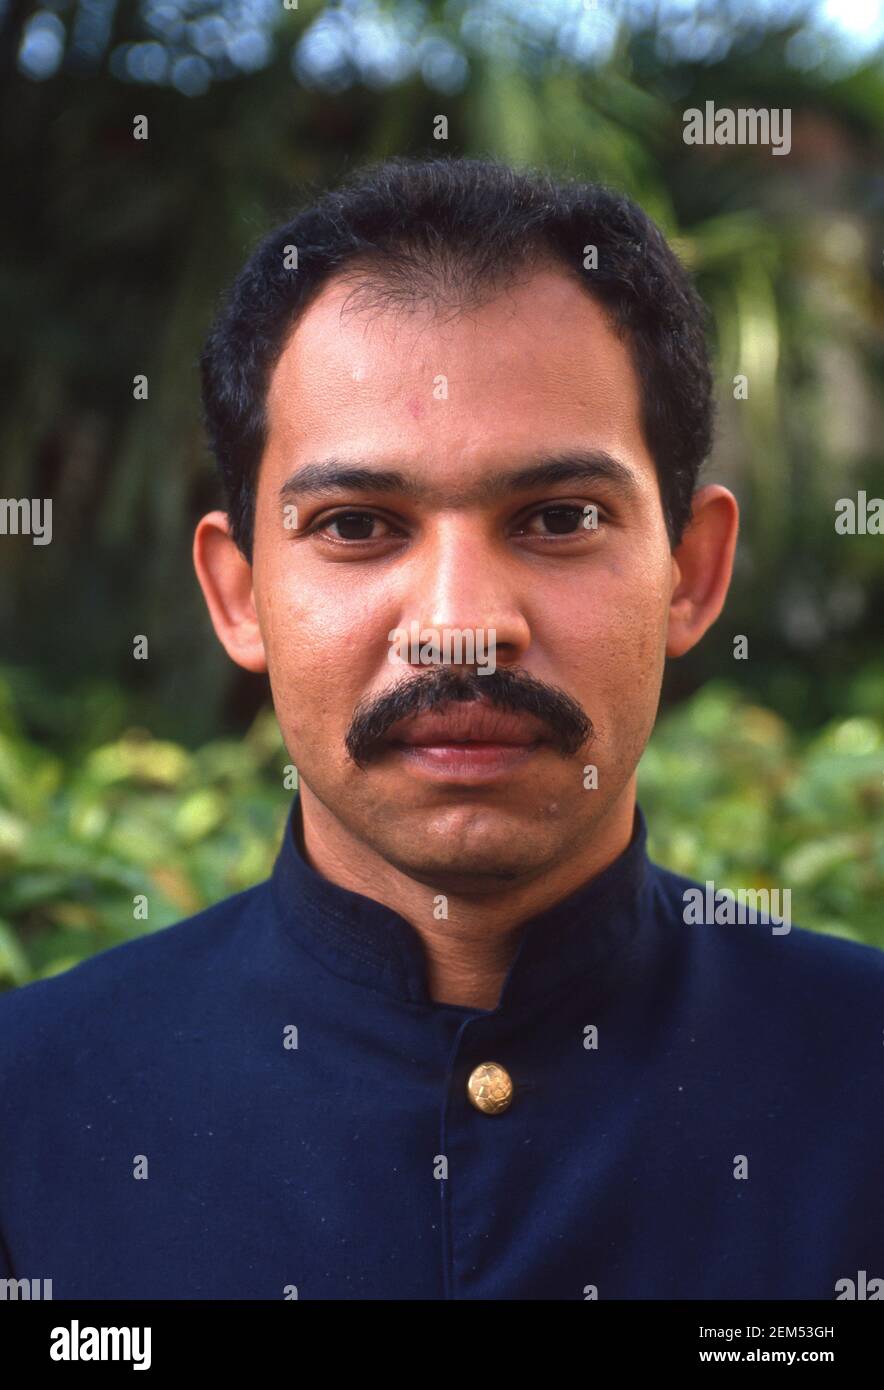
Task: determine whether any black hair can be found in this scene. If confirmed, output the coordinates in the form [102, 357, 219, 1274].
[199, 156, 715, 560]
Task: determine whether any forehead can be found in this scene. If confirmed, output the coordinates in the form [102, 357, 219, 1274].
[263, 264, 653, 488]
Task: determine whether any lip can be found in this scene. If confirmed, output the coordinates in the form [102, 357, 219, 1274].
[384, 699, 548, 781]
[385, 698, 547, 748]
[390, 741, 543, 780]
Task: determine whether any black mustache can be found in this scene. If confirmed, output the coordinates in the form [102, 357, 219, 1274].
[345, 666, 592, 769]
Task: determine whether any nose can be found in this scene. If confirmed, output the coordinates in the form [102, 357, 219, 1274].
[397, 517, 531, 671]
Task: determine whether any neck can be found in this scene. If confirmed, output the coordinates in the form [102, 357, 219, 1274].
[296, 783, 637, 1010]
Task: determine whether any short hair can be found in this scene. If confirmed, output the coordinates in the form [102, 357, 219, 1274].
[199, 156, 715, 560]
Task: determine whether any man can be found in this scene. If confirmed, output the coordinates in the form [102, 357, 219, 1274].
[1, 158, 881, 1301]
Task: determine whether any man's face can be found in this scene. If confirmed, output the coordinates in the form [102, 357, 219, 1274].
[244, 263, 678, 889]
[244, 264, 681, 884]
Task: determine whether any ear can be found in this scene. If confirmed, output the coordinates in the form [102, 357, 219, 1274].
[193, 511, 268, 673]
[666, 485, 739, 658]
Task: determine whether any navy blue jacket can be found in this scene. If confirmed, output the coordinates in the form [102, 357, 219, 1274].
[1, 795, 882, 1300]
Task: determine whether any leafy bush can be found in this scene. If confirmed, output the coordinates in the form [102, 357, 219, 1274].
[640, 682, 883, 949]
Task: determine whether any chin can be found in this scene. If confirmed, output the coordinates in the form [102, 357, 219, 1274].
[392, 852, 527, 892]
[380, 814, 557, 890]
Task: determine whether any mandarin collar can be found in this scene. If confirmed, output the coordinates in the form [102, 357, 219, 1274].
[269, 791, 653, 1015]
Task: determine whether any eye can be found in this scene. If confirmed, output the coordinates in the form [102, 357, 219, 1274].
[518, 504, 603, 537]
[316, 510, 397, 542]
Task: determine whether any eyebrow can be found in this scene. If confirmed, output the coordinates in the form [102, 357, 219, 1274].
[277, 451, 641, 507]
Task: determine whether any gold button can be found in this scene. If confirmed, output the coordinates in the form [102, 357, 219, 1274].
[467, 1061, 513, 1115]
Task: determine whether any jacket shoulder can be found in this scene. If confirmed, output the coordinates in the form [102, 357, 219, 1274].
[0, 880, 269, 1056]
[649, 858, 884, 993]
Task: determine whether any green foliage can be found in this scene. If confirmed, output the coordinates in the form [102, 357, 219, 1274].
[640, 682, 884, 949]
[0, 676, 291, 986]
[0, 673, 880, 990]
